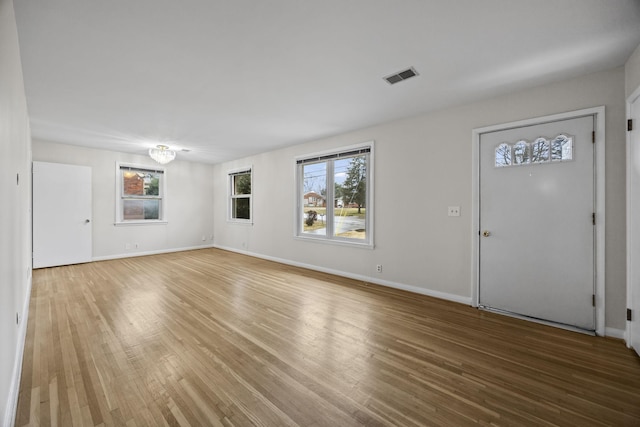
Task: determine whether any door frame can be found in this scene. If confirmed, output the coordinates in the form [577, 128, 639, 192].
[626, 86, 640, 350]
[471, 106, 606, 336]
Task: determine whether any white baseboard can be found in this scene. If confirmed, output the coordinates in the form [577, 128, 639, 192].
[92, 244, 215, 262]
[605, 327, 625, 340]
[4, 276, 33, 427]
[95, 245, 625, 337]
[213, 244, 472, 306]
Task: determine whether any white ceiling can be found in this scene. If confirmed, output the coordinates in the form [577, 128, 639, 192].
[14, 0, 640, 164]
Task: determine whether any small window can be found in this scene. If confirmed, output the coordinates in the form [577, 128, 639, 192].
[551, 134, 573, 161]
[116, 163, 166, 224]
[531, 138, 550, 163]
[229, 168, 252, 223]
[513, 141, 530, 165]
[296, 143, 373, 247]
[495, 134, 574, 168]
[495, 143, 511, 167]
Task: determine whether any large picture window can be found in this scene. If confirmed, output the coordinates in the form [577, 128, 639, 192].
[296, 144, 373, 246]
[229, 168, 252, 223]
[116, 164, 166, 224]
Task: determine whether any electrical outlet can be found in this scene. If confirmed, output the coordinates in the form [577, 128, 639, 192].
[202, 235, 206, 241]
[134, 243, 139, 249]
[448, 206, 461, 217]
[376, 264, 382, 273]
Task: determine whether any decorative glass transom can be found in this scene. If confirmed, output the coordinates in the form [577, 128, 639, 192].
[495, 134, 573, 168]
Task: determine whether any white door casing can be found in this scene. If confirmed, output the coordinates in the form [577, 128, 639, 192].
[472, 107, 606, 336]
[627, 88, 640, 356]
[33, 162, 92, 268]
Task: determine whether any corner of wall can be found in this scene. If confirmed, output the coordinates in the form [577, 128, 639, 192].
[625, 42, 640, 99]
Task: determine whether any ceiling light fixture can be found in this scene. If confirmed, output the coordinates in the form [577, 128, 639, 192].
[149, 145, 176, 164]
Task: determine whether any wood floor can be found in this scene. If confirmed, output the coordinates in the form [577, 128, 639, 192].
[15, 249, 640, 426]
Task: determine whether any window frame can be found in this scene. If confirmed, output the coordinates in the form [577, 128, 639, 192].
[115, 162, 167, 226]
[295, 142, 374, 248]
[228, 166, 253, 224]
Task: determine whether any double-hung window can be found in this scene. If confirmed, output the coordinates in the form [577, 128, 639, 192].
[116, 163, 166, 224]
[296, 143, 373, 247]
[229, 168, 252, 223]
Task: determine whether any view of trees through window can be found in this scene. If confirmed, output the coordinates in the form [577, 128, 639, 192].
[495, 135, 573, 168]
[230, 170, 251, 221]
[301, 153, 368, 241]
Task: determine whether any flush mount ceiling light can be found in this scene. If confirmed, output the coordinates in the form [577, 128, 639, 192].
[383, 67, 419, 85]
[148, 145, 176, 164]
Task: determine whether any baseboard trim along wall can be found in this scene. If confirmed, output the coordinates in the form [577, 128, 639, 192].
[212, 245, 630, 338]
[91, 244, 216, 262]
[213, 244, 473, 306]
[5, 277, 33, 427]
[605, 327, 625, 340]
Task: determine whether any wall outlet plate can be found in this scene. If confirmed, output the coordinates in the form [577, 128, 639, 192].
[448, 206, 461, 217]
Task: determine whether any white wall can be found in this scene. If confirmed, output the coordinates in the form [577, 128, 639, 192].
[32, 141, 215, 260]
[213, 67, 628, 330]
[626, 42, 640, 99]
[0, 0, 33, 424]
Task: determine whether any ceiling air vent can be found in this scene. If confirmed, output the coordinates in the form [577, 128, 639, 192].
[383, 67, 419, 85]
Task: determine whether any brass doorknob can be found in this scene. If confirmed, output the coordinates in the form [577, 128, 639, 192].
[482, 230, 491, 237]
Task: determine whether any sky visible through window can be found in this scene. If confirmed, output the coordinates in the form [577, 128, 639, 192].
[303, 158, 350, 193]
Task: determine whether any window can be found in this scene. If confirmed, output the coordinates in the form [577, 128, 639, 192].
[296, 144, 373, 247]
[495, 143, 511, 167]
[513, 141, 530, 165]
[116, 163, 166, 224]
[551, 134, 573, 161]
[494, 134, 573, 168]
[229, 168, 252, 223]
[531, 137, 550, 163]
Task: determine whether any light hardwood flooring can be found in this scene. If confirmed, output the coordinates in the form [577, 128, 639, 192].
[15, 248, 640, 426]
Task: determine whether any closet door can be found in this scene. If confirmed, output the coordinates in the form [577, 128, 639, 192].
[33, 161, 92, 268]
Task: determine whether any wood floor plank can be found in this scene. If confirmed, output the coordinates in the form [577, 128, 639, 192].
[15, 248, 640, 426]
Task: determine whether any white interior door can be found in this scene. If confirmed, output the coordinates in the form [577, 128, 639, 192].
[479, 115, 595, 331]
[628, 92, 640, 356]
[33, 162, 92, 268]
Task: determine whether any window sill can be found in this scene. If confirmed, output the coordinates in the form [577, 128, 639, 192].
[227, 219, 253, 225]
[294, 234, 374, 249]
[114, 221, 168, 227]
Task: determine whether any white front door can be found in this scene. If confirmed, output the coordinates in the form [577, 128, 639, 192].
[479, 115, 595, 331]
[628, 92, 640, 356]
[33, 162, 92, 268]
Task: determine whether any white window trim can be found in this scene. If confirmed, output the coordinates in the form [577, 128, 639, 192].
[228, 166, 253, 224]
[294, 141, 374, 248]
[115, 162, 167, 226]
